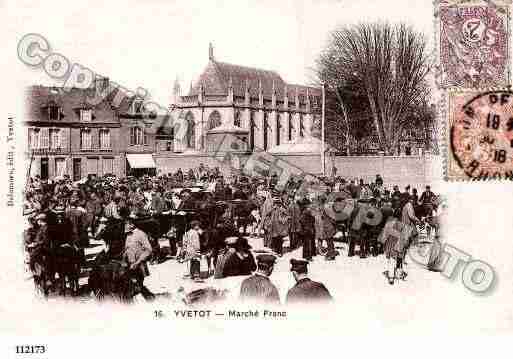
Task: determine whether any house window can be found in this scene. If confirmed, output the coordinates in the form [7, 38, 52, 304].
[99, 129, 111, 149]
[48, 106, 60, 121]
[40, 128, 50, 149]
[130, 126, 144, 145]
[80, 129, 92, 150]
[55, 158, 66, 177]
[49, 129, 61, 149]
[184, 112, 196, 149]
[80, 109, 92, 122]
[186, 120, 195, 148]
[28, 128, 40, 149]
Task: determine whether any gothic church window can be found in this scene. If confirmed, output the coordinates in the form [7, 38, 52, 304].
[207, 110, 222, 130]
[234, 110, 241, 127]
[185, 112, 195, 149]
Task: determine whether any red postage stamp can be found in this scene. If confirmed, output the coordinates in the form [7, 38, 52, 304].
[447, 90, 513, 180]
[436, 0, 511, 88]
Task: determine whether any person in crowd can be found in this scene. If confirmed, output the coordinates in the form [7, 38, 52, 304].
[239, 254, 280, 304]
[420, 185, 435, 216]
[259, 191, 274, 248]
[65, 197, 89, 265]
[176, 168, 184, 183]
[150, 187, 167, 215]
[26, 213, 52, 290]
[22, 164, 437, 299]
[122, 211, 155, 300]
[375, 174, 383, 187]
[286, 259, 332, 304]
[298, 198, 316, 261]
[104, 194, 122, 220]
[391, 185, 402, 216]
[312, 195, 337, 260]
[268, 197, 290, 257]
[219, 237, 256, 278]
[85, 191, 103, 236]
[288, 194, 301, 251]
[180, 219, 202, 280]
[214, 236, 238, 279]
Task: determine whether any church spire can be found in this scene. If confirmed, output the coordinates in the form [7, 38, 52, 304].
[209, 42, 214, 61]
[172, 76, 181, 105]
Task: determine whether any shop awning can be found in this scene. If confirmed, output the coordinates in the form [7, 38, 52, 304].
[126, 154, 156, 169]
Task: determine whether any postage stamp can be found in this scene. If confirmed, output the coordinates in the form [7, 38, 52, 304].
[447, 89, 513, 180]
[435, 0, 511, 89]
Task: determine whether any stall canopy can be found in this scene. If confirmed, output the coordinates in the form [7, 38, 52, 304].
[126, 154, 156, 168]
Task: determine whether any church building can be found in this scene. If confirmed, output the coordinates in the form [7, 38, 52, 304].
[167, 44, 323, 156]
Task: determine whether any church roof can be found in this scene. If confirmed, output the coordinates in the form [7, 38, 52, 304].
[188, 45, 321, 103]
[190, 60, 287, 100]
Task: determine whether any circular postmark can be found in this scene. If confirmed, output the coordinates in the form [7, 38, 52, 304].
[451, 91, 513, 180]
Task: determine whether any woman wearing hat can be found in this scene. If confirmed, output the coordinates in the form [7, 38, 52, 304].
[220, 237, 256, 278]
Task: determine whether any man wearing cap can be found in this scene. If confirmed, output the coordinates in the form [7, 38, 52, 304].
[240, 254, 280, 304]
[286, 259, 332, 304]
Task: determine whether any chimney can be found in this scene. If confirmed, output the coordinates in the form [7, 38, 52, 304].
[209, 42, 214, 61]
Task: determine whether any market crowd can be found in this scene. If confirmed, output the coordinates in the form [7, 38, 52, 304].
[23, 163, 439, 302]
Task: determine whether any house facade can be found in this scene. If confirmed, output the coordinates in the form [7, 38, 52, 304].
[24, 79, 155, 180]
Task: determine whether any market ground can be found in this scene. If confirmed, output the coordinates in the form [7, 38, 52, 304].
[78, 230, 444, 303]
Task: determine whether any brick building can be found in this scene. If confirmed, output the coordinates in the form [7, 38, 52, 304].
[24, 79, 156, 180]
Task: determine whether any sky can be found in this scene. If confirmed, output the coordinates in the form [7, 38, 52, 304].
[5, 0, 434, 109]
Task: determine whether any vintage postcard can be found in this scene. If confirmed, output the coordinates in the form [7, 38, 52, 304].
[1, 0, 513, 358]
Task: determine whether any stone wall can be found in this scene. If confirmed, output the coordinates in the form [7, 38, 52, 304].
[154, 151, 440, 189]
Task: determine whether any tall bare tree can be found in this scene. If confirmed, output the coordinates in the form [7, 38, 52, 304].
[316, 22, 431, 155]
